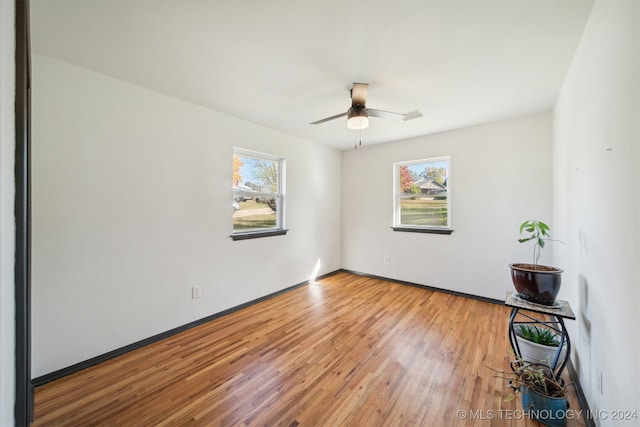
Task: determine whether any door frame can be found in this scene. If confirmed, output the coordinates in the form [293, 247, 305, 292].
[15, 0, 33, 424]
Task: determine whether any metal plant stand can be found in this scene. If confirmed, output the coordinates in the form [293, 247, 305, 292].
[505, 291, 575, 378]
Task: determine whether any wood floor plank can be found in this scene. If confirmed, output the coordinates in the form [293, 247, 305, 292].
[33, 272, 587, 426]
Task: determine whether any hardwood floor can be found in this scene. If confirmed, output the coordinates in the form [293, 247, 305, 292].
[33, 272, 587, 426]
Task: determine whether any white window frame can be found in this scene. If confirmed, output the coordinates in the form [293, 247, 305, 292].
[392, 156, 452, 234]
[232, 148, 286, 240]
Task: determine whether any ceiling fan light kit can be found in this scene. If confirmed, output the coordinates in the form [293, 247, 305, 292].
[311, 82, 423, 132]
[347, 108, 369, 130]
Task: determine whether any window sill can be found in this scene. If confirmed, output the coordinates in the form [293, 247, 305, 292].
[391, 227, 454, 235]
[231, 229, 289, 241]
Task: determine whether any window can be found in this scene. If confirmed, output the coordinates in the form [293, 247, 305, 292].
[232, 148, 286, 240]
[392, 157, 452, 234]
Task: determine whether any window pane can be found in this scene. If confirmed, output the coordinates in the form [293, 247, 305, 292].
[399, 196, 448, 227]
[395, 158, 450, 229]
[233, 196, 277, 231]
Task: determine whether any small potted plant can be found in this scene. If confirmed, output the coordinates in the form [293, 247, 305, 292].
[510, 220, 563, 305]
[514, 325, 567, 368]
[510, 360, 567, 427]
[492, 356, 568, 427]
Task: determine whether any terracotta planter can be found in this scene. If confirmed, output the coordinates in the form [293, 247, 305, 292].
[510, 263, 563, 306]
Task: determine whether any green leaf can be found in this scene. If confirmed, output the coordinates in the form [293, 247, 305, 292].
[538, 238, 545, 248]
[519, 221, 529, 234]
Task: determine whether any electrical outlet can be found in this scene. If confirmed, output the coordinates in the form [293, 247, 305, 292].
[383, 255, 390, 264]
[192, 286, 202, 299]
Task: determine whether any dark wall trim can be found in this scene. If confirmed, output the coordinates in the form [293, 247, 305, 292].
[32, 268, 505, 386]
[32, 269, 341, 387]
[568, 360, 596, 427]
[32, 267, 591, 419]
[231, 229, 288, 241]
[342, 269, 503, 305]
[391, 226, 454, 235]
[14, 0, 33, 425]
[345, 270, 594, 416]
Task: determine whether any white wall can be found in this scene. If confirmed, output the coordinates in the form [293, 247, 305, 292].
[342, 112, 553, 301]
[553, 0, 640, 423]
[31, 54, 342, 377]
[0, 1, 16, 424]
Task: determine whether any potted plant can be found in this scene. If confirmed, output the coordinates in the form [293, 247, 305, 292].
[514, 324, 567, 368]
[510, 360, 567, 427]
[492, 356, 568, 427]
[510, 220, 563, 306]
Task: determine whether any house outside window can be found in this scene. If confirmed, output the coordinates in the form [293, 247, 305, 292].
[232, 148, 286, 240]
[392, 157, 452, 234]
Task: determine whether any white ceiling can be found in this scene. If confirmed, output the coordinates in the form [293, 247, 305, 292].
[30, 0, 594, 150]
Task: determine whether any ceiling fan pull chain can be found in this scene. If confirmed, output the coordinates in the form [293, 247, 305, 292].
[354, 129, 363, 150]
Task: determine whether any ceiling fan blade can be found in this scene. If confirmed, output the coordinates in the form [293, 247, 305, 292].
[351, 83, 368, 107]
[310, 111, 348, 125]
[367, 108, 424, 121]
[366, 108, 405, 120]
[402, 109, 424, 121]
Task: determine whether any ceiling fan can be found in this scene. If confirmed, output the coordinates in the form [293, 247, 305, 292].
[310, 82, 423, 130]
